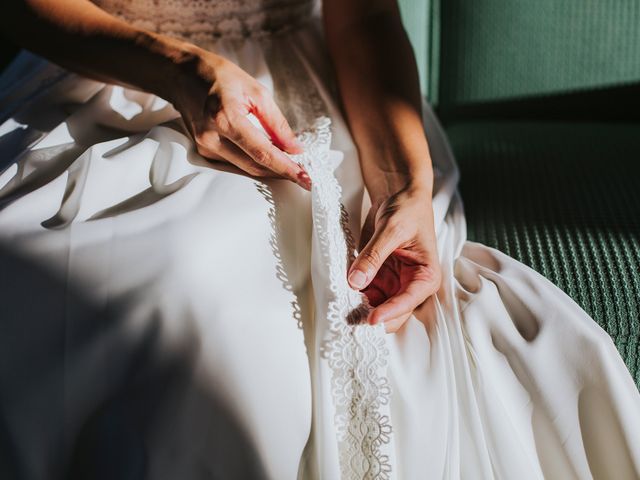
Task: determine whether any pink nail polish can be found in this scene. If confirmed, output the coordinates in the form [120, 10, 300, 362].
[297, 169, 312, 190]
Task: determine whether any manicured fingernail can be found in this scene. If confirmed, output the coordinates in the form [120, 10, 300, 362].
[296, 169, 311, 190]
[348, 270, 367, 289]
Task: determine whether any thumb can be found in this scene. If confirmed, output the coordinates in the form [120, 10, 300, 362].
[348, 226, 397, 290]
[359, 211, 376, 251]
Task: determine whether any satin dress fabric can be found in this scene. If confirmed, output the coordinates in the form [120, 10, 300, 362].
[0, 5, 639, 480]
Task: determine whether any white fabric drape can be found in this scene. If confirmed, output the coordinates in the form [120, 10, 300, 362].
[0, 9, 639, 479]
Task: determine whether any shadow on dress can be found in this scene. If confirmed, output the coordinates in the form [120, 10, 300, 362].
[0, 245, 268, 480]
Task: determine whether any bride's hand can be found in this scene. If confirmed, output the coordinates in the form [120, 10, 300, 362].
[0, 0, 310, 188]
[348, 185, 441, 333]
[172, 49, 311, 189]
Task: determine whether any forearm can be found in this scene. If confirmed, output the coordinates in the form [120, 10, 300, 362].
[1, 0, 209, 104]
[323, 2, 433, 203]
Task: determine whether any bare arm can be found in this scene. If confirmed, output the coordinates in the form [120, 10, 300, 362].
[324, 0, 441, 332]
[1, 0, 310, 188]
[323, 0, 433, 202]
[2, 0, 195, 102]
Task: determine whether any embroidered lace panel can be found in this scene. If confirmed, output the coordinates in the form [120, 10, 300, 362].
[91, 0, 315, 41]
[266, 43, 394, 479]
[293, 118, 393, 480]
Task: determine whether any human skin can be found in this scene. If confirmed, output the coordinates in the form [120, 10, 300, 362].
[2, 0, 311, 188]
[1, 0, 440, 332]
[324, 0, 441, 332]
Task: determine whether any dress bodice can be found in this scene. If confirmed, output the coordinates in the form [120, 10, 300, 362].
[91, 0, 316, 41]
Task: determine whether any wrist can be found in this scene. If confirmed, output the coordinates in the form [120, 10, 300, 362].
[365, 168, 433, 206]
[132, 31, 219, 107]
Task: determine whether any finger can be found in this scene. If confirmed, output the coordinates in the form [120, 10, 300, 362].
[359, 211, 376, 251]
[251, 90, 303, 154]
[381, 311, 413, 334]
[348, 223, 399, 290]
[195, 135, 276, 177]
[222, 113, 311, 190]
[367, 273, 438, 325]
[215, 137, 280, 177]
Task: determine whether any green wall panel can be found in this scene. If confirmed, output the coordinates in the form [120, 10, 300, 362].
[438, 0, 640, 107]
[398, 0, 430, 96]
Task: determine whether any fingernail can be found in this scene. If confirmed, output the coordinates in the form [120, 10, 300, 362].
[348, 270, 367, 290]
[296, 169, 312, 191]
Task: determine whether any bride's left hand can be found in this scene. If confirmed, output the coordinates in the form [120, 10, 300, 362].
[347, 186, 441, 333]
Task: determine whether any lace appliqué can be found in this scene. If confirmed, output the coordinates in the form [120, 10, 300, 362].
[92, 0, 314, 42]
[292, 117, 393, 480]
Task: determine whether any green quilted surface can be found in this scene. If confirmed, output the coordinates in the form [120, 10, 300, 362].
[437, 0, 640, 107]
[447, 121, 640, 384]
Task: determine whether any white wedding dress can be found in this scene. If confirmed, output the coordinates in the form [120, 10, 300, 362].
[0, 1, 639, 479]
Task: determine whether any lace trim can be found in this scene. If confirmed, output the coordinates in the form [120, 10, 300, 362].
[292, 117, 393, 480]
[92, 0, 314, 41]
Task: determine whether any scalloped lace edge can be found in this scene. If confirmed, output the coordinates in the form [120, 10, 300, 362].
[292, 117, 393, 480]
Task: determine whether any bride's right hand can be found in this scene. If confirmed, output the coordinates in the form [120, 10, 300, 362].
[171, 49, 311, 189]
[2, 1, 309, 187]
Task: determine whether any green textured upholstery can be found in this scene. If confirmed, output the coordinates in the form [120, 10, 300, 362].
[398, 0, 640, 385]
[448, 121, 640, 384]
[437, 0, 640, 109]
